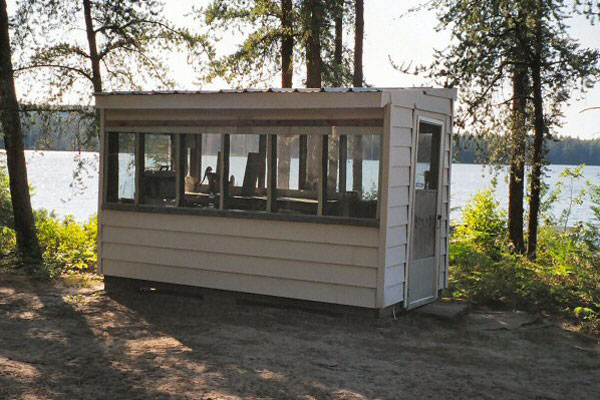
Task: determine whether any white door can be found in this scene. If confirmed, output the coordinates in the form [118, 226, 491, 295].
[406, 118, 444, 309]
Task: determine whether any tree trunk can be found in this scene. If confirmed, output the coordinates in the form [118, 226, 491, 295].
[82, 0, 103, 150]
[278, 0, 294, 189]
[352, 0, 364, 192]
[328, 0, 343, 188]
[305, 0, 322, 88]
[353, 0, 364, 87]
[304, 0, 322, 188]
[0, 0, 42, 263]
[508, 65, 528, 253]
[527, 5, 546, 259]
[82, 0, 102, 93]
[333, 0, 343, 86]
[281, 0, 294, 88]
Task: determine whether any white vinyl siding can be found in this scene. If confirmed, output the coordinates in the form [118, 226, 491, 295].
[101, 210, 379, 308]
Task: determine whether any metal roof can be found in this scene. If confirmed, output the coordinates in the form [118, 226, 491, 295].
[94, 87, 435, 96]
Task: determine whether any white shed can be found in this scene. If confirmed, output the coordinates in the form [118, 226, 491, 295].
[95, 88, 456, 313]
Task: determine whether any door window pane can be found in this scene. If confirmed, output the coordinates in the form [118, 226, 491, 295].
[416, 122, 441, 190]
[413, 121, 442, 259]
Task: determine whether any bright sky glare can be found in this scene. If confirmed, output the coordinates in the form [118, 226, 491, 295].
[7, 0, 600, 138]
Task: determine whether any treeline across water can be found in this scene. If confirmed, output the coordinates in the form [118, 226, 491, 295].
[454, 134, 600, 166]
[2, 110, 598, 166]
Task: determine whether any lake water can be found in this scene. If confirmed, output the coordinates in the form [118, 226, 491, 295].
[3, 150, 599, 223]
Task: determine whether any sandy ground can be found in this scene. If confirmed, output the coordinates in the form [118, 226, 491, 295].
[1, 274, 599, 400]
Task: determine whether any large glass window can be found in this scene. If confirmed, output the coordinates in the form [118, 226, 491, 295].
[224, 134, 267, 212]
[325, 132, 380, 219]
[105, 127, 381, 222]
[274, 134, 319, 215]
[106, 132, 135, 203]
[141, 134, 176, 206]
[182, 133, 222, 209]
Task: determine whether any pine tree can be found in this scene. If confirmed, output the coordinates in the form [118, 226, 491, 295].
[0, 0, 41, 264]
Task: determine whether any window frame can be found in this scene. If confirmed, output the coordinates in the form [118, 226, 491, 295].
[102, 127, 382, 227]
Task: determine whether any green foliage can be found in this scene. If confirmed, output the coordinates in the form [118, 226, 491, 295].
[0, 164, 97, 276]
[449, 173, 600, 334]
[199, 0, 355, 87]
[453, 187, 507, 254]
[0, 164, 15, 256]
[13, 0, 210, 104]
[35, 210, 97, 278]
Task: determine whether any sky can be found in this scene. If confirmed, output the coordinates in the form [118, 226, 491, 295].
[7, 0, 600, 138]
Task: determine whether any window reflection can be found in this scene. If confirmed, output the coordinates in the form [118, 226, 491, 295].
[325, 132, 380, 218]
[142, 134, 176, 206]
[106, 132, 135, 203]
[106, 128, 381, 221]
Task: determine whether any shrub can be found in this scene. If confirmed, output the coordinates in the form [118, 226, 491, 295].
[35, 210, 97, 277]
[449, 171, 600, 334]
[0, 164, 97, 276]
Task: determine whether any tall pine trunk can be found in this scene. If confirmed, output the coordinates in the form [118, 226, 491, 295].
[352, 0, 364, 193]
[527, 4, 546, 259]
[83, 0, 102, 149]
[333, 0, 343, 85]
[0, 0, 41, 263]
[305, 0, 322, 88]
[328, 0, 344, 190]
[83, 0, 102, 93]
[277, 0, 294, 189]
[303, 0, 322, 188]
[281, 0, 294, 87]
[353, 0, 363, 88]
[508, 65, 528, 253]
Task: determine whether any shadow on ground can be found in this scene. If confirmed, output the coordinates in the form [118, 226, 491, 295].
[1, 275, 599, 399]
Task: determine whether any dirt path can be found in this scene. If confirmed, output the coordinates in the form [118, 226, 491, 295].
[1, 274, 599, 400]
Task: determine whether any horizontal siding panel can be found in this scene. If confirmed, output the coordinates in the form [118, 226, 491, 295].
[384, 244, 406, 267]
[390, 106, 413, 128]
[387, 205, 408, 228]
[388, 166, 410, 188]
[103, 243, 377, 288]
[386, 226, 407, 248]
[385, 264, 405, 287]
[383, 283, 404, 307]
[391, 92, 452, 116]
[389, 146, 411, 167]
[103, 260, 376, 308]
[103, 226, 377, 268]
[390, 127, 412, 147]
[102, 210, 379, 247]
[388, 186, 409, 207]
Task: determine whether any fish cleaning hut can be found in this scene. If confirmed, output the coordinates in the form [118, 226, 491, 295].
[95, 88, 456, 312]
